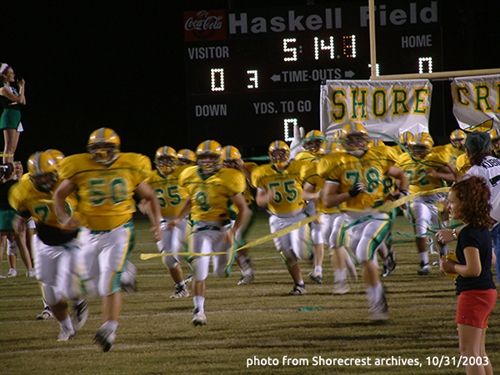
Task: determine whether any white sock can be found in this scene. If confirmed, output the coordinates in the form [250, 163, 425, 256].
[176, 280, 185, 287]
[194, 296, 205, 313]
[60, 316, 74, 332]
[241, 267, 253, 276]
[334, 268, 347, 283]
[314, 266, 323, 275]
[367, 282, 383, 305]
[103, 320, 119, 333]
[419, 252, 429, 266]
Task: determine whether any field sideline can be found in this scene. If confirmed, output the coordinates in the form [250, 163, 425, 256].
[1, 212, 499, 375]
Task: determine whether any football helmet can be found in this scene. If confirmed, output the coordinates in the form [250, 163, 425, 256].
[221, 145, 242, 169]
[87, 127, 120, 166]
[398, 131, 415, 148]
[302, 130, 326, 155]
[27, 151, 58, 192]
[268, 140, 290, 170]
[409, 132, 434, 159]
[341, 122, 370, 156]
[45, 149, 65, 166]
[450, 129, 466, 149]
[155, 146, 177, 176]
[196, 140, 222, 175]
[177, 149, 196, 165]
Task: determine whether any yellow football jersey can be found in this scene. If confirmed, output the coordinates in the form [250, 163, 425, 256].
[317, 149, 398, 210]
[251, 160, 305, 215]
[396, 150, 449, 194]
[147, 168, 187, 218]
[439, 143, 464, 167]
[9, 174, 80, 230]
[300, 160, 339, 214]
[59, 152, 152, 230]
[295, 150, 320, 162]
[179, 166, 246, 222]
[455, 153, 471, 177]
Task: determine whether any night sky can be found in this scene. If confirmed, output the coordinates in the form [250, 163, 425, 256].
[1, 0, 499, 165]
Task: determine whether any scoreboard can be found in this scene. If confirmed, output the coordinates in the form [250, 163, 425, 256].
[183, 0, 442, 154]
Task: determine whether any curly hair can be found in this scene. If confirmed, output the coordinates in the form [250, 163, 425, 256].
[451, 176, 493, 228]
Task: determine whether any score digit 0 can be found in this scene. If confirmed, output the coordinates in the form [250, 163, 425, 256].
[211, 68, 260, 91]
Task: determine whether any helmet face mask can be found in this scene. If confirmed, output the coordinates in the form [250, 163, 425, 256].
[30, 172, 58, 192]
[27, 151, 59, 192]
[270, 149, 289, 169]
[409, 144, 431, 159]
[342, 134, 369, 157]
[197, 154, 221, 175]
[450, 130, 466, 150]
[303, 139, 324, 154]
[87, 143, 119, 165]
[156, 156, 177, 176]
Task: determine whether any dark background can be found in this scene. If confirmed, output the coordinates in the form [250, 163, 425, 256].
[1, 0, 499, 164]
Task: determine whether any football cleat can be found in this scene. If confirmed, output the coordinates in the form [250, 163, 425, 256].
[308, 271, 323, 285]
[170, 283, 190, 299]
[36, 307, 54, 320]
[302, 130, 326, 155]
[333, 280, 350, 295]
[289, 284, 306, 295]
[155, 146, 177, 176]
[382, 250, 397, 278]
[94, 327, 116, 352]
[27, 151, 59, 192]
[87, 127, 120, 166]
[72, 300, 89, 331]
[196, 140, 222, 175]
[237, 273, 255, 286]
[417, 262, 431, 275]
[268, 140, 290, 170]
[192, 308, 207, 326]
[177, 149, 196, 165]
[57, 327, 76, 342]
[7, 268, 17, 278]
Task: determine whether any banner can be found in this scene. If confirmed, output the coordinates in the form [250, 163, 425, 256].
[320, 79, 432, 140]
[451, 74, 500, 131]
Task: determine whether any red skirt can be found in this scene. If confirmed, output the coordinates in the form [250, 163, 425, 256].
[456, 289, 497, 329]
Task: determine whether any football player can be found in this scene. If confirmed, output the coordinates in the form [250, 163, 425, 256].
[252, 141, 309, 295]
[221, 145, 258, 285]
[142, 146, 190, 298]
[53, 128, 162, 352]
[296, 130, 327, 284]
[318, 122, 408, 320]
[9, 151, 87, 341]
[170, 140, 251, 326]
[397, 132, 455, 275]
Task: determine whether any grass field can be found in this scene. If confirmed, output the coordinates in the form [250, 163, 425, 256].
[1, 212, 499, 375]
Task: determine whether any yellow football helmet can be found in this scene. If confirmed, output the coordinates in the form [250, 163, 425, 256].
[27, 151, 58, 192]
[45, 149, 65, 166]
[221, 145, 242, 169]
[409, 132, 434, 159]
[196, 140, 222, 175]
[341, 122, 370, 156]
[155, 146, 177, 176]
[398, 131, 415, 148]
[268, 140, 290, 170]
[450, 129, 466, 149]
[177, 149, 196, 165]
[303, 130, 326, 155]
[87, 127, 120, 165]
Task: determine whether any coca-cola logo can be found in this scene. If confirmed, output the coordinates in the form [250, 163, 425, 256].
[184, 10, 227, 41]
[185, 11, 223, 31]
